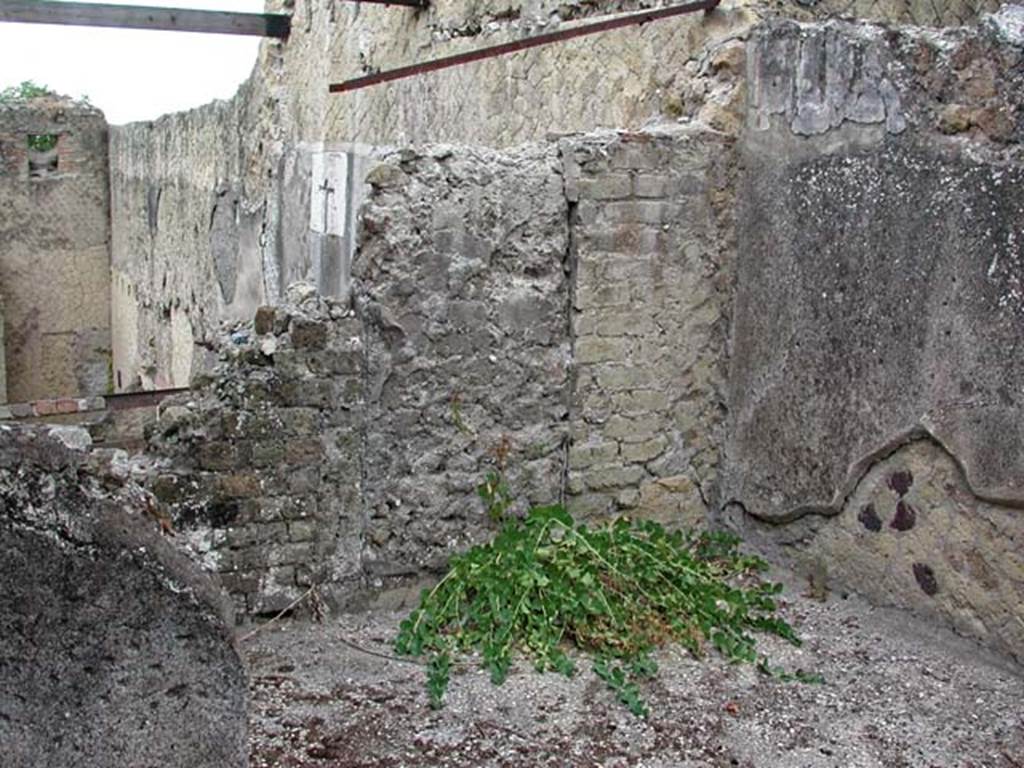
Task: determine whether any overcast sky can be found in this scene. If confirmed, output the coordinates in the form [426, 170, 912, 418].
[0, 0, 264, 124]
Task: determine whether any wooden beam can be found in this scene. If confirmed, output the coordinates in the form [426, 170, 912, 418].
[0, 0, 291, 38]
[330, 0, 718, 92]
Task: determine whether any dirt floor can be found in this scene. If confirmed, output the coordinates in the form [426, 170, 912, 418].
[243, 575, 1024, 768]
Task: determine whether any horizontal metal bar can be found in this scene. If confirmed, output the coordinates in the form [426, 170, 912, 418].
[0, 0, 290, 38]
[329, 0, 718, 93]
[341, 0, 427, 6]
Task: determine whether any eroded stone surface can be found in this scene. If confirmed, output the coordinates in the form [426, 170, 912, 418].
[145, 286, 363, 617]
[354, 143, 571, 576]
[0, 425, 248, 767]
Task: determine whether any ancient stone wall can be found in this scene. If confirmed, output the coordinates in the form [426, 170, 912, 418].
[103, 0, 1024, 665]
[294, 0, 1000, 149]
[107, 0, 1007, 394]
[355, 144, 572, 578]
[109, 71, 280, 392]
[563, 129, 734, 525]
[723, 12, 1024, 661]
[146, 286, 364, 616]
[108, 54, 380, 392]
[146, 134, 736, 613]
[0, 97, 111, 402]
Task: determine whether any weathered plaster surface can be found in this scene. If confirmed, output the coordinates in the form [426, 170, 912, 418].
[723, 15, 1024, 661]
[355, 144, 571, 577]
[0, 97, 111, 401]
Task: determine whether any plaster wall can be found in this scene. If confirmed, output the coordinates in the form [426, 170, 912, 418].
[0, 98, 111, 402]
[723, 15, 1024, 661]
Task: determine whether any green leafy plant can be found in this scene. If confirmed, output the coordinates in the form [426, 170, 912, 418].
[0, 80, 92, 109]
[395, 481, 813, 716]
[27, 134, 57, 152]
[0, 80, 53, 104]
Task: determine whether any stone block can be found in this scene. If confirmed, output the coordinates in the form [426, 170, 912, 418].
[633, 174, 675, 199]
[288, 467, 321, 494]
[34, 400, 57, 416]
[266, 543, 315, 567]
[567, 492, 616, 520]
[253, 306, 276, 335]
[198, 442, 244, 471]
[290, 318, 329, 348]
[251, 440, 286, 467]
[574, 282, 631, 310]
[278, 379, 334, 408]
[288, 520, 318, 542]
[225, 522, 287, 549]
[578, 173, 632, 201]
[569, 440, 619, 470]
[217, 472, 261, 499]
[583, 464, 646, 491]
[621, 435, 669, 464]
[9, 403, 33, 418]
[611, 389, 670, 414]
[575, 336, 630, 365]
[593, 364, 657, 392]
[602, 413, 665, 442]
[285, 437, 323, 465]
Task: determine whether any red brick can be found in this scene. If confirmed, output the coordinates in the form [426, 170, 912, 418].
[34, 400, 57, 416]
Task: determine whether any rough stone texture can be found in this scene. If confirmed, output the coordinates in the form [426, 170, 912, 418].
[0, 424, 248, 767]
[101, 1, 1024, 668]
[106, 0, 1009, 393]
[724, 16, 1024, 661]
[144, 285, 363, 617]
[563, 129, 734, 525]
[0, 293, 6, 403]
[355, 144, 571, 578]
[0, 96, 111, 402]
[300, 0, 997, 150]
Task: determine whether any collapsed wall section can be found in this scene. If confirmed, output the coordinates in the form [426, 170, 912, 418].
[147, 288, 364, 616]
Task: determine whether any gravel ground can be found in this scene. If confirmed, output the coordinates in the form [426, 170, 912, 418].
[243, 577, 1024, 768]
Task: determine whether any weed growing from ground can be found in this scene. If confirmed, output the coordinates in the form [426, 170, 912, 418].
[396, 482, 814, 715]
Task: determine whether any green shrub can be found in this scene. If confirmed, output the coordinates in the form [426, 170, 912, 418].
[396, 490, 815, 716]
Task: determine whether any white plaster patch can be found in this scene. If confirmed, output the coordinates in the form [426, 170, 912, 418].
[309, 151, 349, 236]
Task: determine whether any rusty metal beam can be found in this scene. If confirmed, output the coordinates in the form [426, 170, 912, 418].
[329, 0, 719, 93]
[342, 0, 427, 6]
[0, 0, 291, 38]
